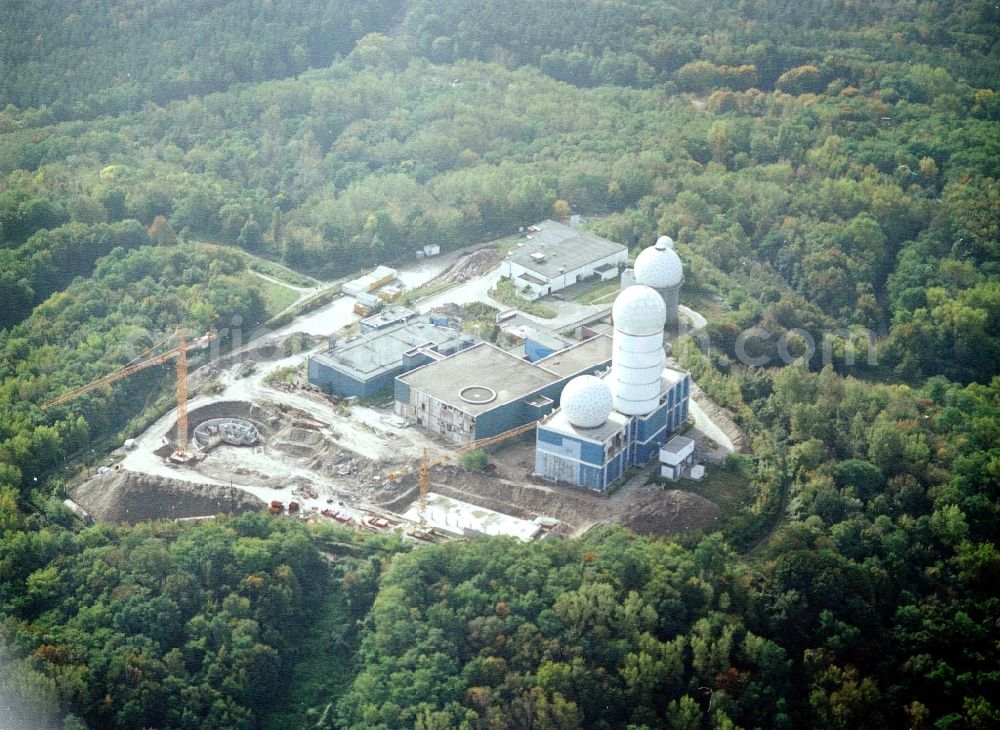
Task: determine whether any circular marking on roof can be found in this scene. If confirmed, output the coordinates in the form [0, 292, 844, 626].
[460, 385, 497, 404]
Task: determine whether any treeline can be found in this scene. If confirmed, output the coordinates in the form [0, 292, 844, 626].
[1, 56, 996, 383]
[0, 0, 406, 121]
[0, 219, 149, 329]
[0, 2, 997, 726]
[2, 332, 997, 728]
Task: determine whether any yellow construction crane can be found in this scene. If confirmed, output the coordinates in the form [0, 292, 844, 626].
[388, 420, 538, 526]
[43, 329, 216, 462]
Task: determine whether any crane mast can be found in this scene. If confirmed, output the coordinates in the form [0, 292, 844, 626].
[174, 329, 190, 461]
[389, 420, 539, 528]
[42, 329, 214, 463]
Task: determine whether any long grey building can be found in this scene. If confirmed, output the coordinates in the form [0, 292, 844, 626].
[308, 318, 475, 398]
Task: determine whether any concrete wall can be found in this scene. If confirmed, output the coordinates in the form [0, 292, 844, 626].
[393, 350, 611, 445]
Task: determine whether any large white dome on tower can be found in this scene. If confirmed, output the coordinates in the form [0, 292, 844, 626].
[560, 375, 614, 429]
[634, 237, 683, 289]
[612, 284, 667, 335]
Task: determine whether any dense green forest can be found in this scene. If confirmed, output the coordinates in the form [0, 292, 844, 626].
[0, 0, 406, 120]
[1, 0, 997, 728]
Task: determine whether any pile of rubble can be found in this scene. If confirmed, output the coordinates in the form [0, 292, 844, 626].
[425, 249, 503, 287]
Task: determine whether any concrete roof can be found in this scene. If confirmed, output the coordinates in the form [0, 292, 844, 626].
[312, 319, 467, 381]
[398, 342, 560, 415]
[535, 334, 613, 377]
[662, 434, 695, 455]
[662, 366, 687, 387]
[403, 492, 543, 541]
[540, 405, 631, 443]
[508, 220, 625, 279]
[361, 305, 415, 329]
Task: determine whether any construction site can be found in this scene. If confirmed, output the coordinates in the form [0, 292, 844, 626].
[60, 225, 747, 543]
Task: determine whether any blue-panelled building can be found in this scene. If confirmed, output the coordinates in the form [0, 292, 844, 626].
[524, 330, 571, 362]
[535, 368, 690, 492]
[308, 318, 475, 398]
[394, 336, 614, 445]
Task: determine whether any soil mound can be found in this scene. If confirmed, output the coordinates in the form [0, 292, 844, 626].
[617, 490, 720, 535]
[70, 471, 264, 524]
[425, 249, 503, 287]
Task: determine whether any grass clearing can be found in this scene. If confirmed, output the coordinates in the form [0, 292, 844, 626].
[249, 258, 317, 287]
[258, 277, 299, 316]
[575, 278, 621, 305]
[681, 289, 730, 321]
[266, 285, 342, 328]
[678, 455, 752, 520]
[190, 236, 318, 286]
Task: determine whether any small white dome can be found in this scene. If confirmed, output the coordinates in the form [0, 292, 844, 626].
[560, 375, 613, 429]
[612, 284, 666, 335]
[634, 240, 683, 289]
[655, 235, 674, 250]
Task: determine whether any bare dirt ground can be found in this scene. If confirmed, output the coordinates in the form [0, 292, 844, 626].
[109, 391, 719, 538]
[408, 439, 720, 537]
[422, 248, 505, 288]
[690, 382, 750, 453]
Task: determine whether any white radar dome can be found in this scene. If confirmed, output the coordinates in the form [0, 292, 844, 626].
[655, 235, 675, 249]
[612, 284, 667, 335]
[560, 375, 614, 429]
[634, 239, 683, 289]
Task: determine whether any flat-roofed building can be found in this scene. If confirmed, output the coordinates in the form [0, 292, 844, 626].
[660, 434, 696, 480]
[499, 220, 627, 300]
[360, 305, 416, 334]
[402, 492, 561, 541]
[394, 336, 613, 445]
[308, 318, 475, 398]
[342, 265, 398, 298]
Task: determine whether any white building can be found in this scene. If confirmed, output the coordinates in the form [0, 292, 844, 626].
[403, 492, 562, 541]
[660, 434, 696, 480]
[499, 220, 627, 300]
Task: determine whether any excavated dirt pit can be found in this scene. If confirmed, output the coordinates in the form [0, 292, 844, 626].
[189, 409, 407, 501]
